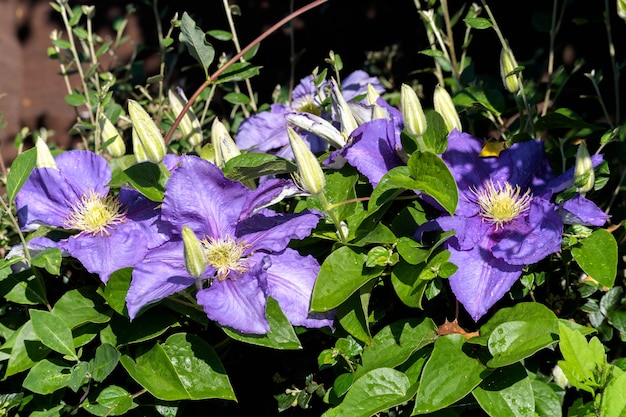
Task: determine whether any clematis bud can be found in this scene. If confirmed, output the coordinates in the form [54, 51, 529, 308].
[330, 78, 359, 135]
[99, 115, 126, 157]
[35, 137, 56, 168]
[182, 226, 207, 279]
[365, 83, 380, 105]
[401, 83, 427, 137]
[285, 112, 346, 149]
[433, 85, 462, 133]
[211, 118, 240, 168]
[500, 47, 521, 94]
[574, 140, 594, 194]
[131, 126, 148, 163]
[287, 126, 326, 195]
[127, 99, 166, 163]
[168, 88, 203, 147]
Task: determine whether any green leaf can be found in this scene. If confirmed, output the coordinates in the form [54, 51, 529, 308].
[6, 146, 37, 203]
[65, 92, 87, 106]
[30, 247, 62, 275]
[2, 321, 51, 377]
[469, 303, 560, 367]
[223, 92, 250, 105]
[571, 229, 617, 288]
[391, 259, 428, 308]
[368, 166, 415, 215]
[0, 269, 48, 305]
[121, 161, 169, 202]
[357, 318, 437, 377]
[601, 369, 626, 417]
[30, 309, 77, 359]
[223, 152, 296, 182]
[120, 333, 236, 401]
[413, 334, 488, 414]
[95, 386, 135, 416]
[311, 246, 384, 312]
[557, 322, 606, 394]
[454, 85, 505, 116]
[407, 151, 458, 215]
[207, 29, 232, 41]
[421, 110, 449, 154]
[23, 359, 73, 394]
[464, 17, 493, 29]
[531, 380, 564, 417]
[102, 268, 132, 315]
[89, 343, 120, 382]
[108, 310, 178, 347]
[322, 368, 411, 417]
[179, 12, 215, 79]
[214, 62, 260, 84]
[221, 297, 301, 349]
[51, 287, 112, 329]
[472, 363, 535, 417]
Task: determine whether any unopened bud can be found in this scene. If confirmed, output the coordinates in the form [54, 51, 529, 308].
[401, 84, 427, 137]
[285, 112, 346, 149]
[287, 126, 326, 195]
[168, 88, 203, 147]
[619, 0, 626, 21]
[99, 115, 126, 157]
[433, 85, 462, 133]
[574, 140, 594, 194]
[131, 126, 148, 163]
[35, 137, 56, 168]
[500, 47, 521, 93]
[365, 83, 380, 106]
[330, 78, 358, 135]
[211, 118, 240, 168]
[182, 226, 207, 279]
[127, 99, 166, 163]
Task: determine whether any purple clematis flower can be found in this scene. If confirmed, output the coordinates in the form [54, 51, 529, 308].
[126, 155, 334, 334]
[15, 150, 169, 282]
[235, 70, 384, 159]
[417, 130, 609, 321]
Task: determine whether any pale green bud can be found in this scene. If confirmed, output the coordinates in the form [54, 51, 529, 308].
[619, 0, 626, 21]
[401, 84, 427, 137]
[287, 126, 326, 195]
[365, 83, 380, 106]
[127, 99, 166, 163]
[182, 226, 207, 279]
[285, 112, 346, 148]
[99, 115, 126, 158]
[131, 126, 148, 163]
[330, 78, 359, 135]
[551, 364, 570, 389]
[35, 137, 56, 168]
[168, 88, 203, 147]
[211, 118, 240, 168]
[433, 85, 462, 133]
[500, 47, 521, 94]
[574, 140, 594, 194]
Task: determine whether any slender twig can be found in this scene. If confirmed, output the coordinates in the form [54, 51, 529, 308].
[164, 0, 330, 145]
[604, 0, 620, 124]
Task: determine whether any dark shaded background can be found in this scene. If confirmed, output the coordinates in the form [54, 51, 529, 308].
[1, 0, 624, 164]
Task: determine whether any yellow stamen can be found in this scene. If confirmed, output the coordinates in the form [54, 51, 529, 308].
[471, 179, 533, 230]
[64, 190, 126, 235]
[202, 235, 251, 281]
[294, 96, 322, 117]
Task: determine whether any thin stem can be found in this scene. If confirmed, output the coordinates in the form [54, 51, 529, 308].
[222, 0, 257, 113]
[318, 191, 347, 243]
[541, 0, 559, 117]
[164, 0, 330, 145]
[604, 0, 620, 124]
[440, 0, 460, 89]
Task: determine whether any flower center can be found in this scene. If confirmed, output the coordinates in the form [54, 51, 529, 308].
[471, 179, 533, 230]
[294, 96, 322, 117]
[202, 235, 251, 281]
[64, 190, 126, 235]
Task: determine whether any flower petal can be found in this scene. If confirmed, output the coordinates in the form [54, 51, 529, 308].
[119, 188, 171, 248]
[560, 195, 610, 226]
[447, 243, 523, 321]
[238, 179, 301, 221]
[126, 240, 195, 319]
[237, 210, 321, 253]
[262, 249, 335, 329]
[162, 155, 248, 238]
[332, 118, 404, 187]
[491, 198, 563, 265]
[55, 150, 111, 195]
[235, 105, 290, 153]
[196, 259, 270, 334]
[61, 223, 149, 283]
